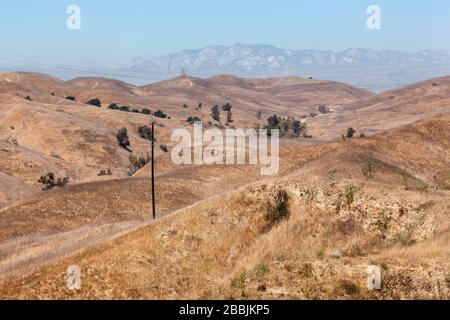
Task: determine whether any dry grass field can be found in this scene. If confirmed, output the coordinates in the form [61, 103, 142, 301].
[0, 71, 448, 299]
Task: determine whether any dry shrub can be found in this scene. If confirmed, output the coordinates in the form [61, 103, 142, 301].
[265, 189, 289, 226]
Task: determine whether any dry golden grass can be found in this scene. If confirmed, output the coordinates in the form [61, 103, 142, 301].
[0, 71, 449, 300]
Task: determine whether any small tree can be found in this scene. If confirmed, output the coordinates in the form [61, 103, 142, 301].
[226, 111, 233, 123]
[142, 108, 151, 115]
[211, 105, 221, 122]
[108, 103, 119, 110]
[222, 103, 232, 112]
[117, 128, 130, 150]
[318, 105, 330, 114]
[38, 173, 69, 191]
[160, 145, 169, 153]
[128, 154, 151, 176]
[86, 98, 102, 107]
[138, 125, 153, 141]
[154, 110, 167, 118]
[98, 168, 112, 176]
[187, 116, 202, 125]
[346, 127, 356, 139]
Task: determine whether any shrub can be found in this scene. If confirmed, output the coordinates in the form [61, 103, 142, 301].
[38, 173, 69, 191]
[128, 154, 151, 176]
[86, 98, 102, 107]
[198, 103, 203, 109]
[108, 103, 119, 110]
[253, 263, 269, 277]
[362, 160, 376, 179]
[116, 128, 130, 150]
[25, 95, 33, 101]
[183, 104, 189, 108]
[142, 108, 151, 115]
[318, 105, 330, 113]
[65, 96, 76, 101]
[154, 110, 167, 119]
[226, 111, 233, 123]
[265, 115, 307, 138]
[160, 144, 169, 153]
[138, 125, 153, 141]
[222, 103, 232, 112]
[132, 108, 140, 113]
[256, 110, 262, 119]
[98, 168, 112, 176]
[346, 127, 356, 139]
[211, 105, 220, 122]
[265, 189, 289, 225]
[434, 171, 450, 190]
[187, 116, 202, 125]
[120, 106, 130, 112]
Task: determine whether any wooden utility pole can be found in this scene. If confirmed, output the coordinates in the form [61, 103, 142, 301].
[151, 121, 156, 220]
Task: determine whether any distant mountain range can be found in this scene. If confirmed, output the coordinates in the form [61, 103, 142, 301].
[4, 44, 450, 92]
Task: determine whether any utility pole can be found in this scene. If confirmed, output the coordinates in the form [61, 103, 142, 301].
[151, 121, 156, 220]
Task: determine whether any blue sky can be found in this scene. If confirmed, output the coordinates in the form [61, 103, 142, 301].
[0, 0, 449, 65]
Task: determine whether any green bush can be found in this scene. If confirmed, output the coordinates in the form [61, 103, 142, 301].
[128, 154, 151, 176]
[346, 127, 356, 139]
[38, 173, 69, 191]
[98, 168, 112, 176]
[187, 116, 202, 125]
[160, 145, 169, 153]
[222, 103, 232, 112]
[116, 128, 130, 150]
[86, 98, 102, 107]
[154, 110, 167, 118]
[211, 105, 220, 122]
[138, 125, 153, 141]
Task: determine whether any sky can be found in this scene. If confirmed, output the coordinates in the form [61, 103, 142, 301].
[0, 0, 449, 65]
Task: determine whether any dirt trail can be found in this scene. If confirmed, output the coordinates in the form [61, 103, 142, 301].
[0, 220, 149, 281]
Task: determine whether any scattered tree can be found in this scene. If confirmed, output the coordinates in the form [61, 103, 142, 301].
[160, 145, 169, 153]
[187, 116, 202, 125]
[222, 103, 232, 112]
[98, 168, 112, 176]
[86, 98, 102, 107]
[154, 110, 167, 118]
[226, 111, 233, 123]
[138, 125, 153, 141]
[128, 154, 151, 176]
[38, 173, 69, 191]
[318, 105, 330, 114]
[346, 127, 356, 139]
[116, 128, 131, 150]
[211, 105, 221, 122]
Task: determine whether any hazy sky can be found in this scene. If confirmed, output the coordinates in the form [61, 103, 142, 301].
[0, 0, 449, 65]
